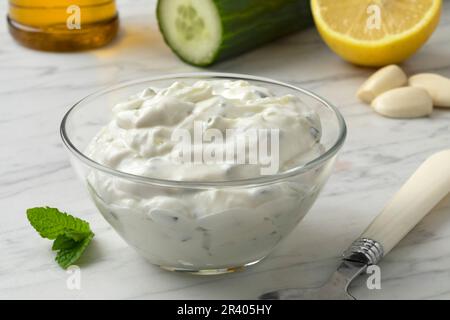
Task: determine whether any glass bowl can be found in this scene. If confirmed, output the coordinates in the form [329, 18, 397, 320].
[60, 73, 346, 275]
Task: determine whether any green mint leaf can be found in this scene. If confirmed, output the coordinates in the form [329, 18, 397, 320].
[27, 207, 95, 269]
[64, 231, 91, 242]
[27, 207, 91, 240]
[52, 235, 80, 251]
[56, 232, 94, 269]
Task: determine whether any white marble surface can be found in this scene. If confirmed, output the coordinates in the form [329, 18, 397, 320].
[1, 0, 450, 300]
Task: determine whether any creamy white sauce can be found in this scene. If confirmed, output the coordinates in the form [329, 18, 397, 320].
[86, 80, 325, 270]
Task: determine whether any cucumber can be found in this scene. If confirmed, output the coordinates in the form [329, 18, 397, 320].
[157, 0, 313, 67]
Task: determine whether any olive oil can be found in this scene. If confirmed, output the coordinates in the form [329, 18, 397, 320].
[8, 0, 119, 51]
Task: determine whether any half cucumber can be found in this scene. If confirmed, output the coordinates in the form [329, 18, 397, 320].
[157, 0, 313, 67]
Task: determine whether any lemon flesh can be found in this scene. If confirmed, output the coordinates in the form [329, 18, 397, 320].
[311, 0, 442, 66]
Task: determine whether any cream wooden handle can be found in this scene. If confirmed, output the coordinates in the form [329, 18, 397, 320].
[362, 150, 450, 256]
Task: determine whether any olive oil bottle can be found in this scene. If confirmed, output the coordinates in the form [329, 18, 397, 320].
[8, 0, 119, 51]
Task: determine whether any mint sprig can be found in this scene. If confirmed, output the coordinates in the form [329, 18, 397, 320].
[27, 207, 95, 269]
[55, 233, 94, 269]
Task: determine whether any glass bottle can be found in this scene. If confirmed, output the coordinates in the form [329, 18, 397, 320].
[8, 0, 119, 51]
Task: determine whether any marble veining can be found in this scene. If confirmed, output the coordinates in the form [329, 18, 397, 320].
[1, 0, 450, 299]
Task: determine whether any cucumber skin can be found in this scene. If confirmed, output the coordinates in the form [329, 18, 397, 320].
[157, 0, 313, 67]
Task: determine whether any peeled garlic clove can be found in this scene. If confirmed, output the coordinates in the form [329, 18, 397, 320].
[372, 87, 433, 118]
[357, 65, 408, 103]
[409, 73, 450, 108]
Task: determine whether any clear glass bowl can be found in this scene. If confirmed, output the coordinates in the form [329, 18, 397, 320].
[60, 73, 346, 275]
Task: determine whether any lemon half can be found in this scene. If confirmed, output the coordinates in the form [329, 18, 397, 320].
[311, 0, 442, 66]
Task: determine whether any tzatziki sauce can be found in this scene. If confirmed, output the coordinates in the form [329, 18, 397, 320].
[85, 80, 326, 271]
